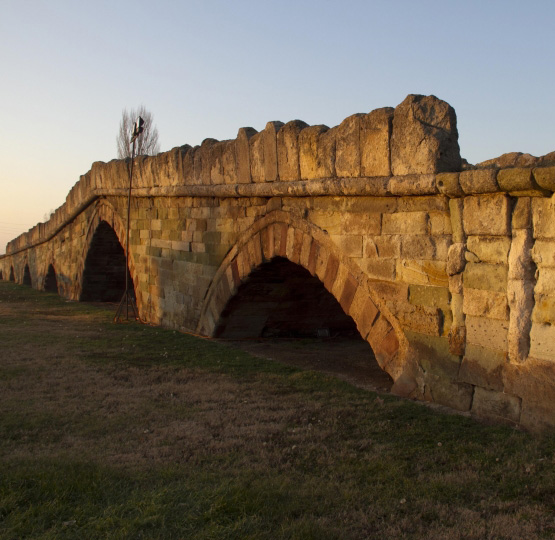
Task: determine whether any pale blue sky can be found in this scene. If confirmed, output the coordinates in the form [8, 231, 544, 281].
[1, 0, 554, 253]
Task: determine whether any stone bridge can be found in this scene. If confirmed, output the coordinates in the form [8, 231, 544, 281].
[2, 94, 555, 431]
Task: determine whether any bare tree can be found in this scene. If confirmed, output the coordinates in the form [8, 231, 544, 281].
[117, 105, 160, 159]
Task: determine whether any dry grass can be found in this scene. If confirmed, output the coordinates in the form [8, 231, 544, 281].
[0, 282, 554, 539]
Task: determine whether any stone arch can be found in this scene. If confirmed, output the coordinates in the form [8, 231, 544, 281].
[197, 210, 410, 382]
[77, 200, 139, 304]
[23, 264, 32, 287]
[44, 263, 58, 293]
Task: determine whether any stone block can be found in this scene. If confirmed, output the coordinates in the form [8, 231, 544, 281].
[193, 138, 217, 185]
[396, 259, 448, 287]
[532, 197, 555, 239]
[436, 172, 463, 197]
[391, 94, 461, 175]
[370, 281, 409, 303]
[532, 294, 555, 324]
[463, 262, 507, 293]
[335, 113, 363, 177]
[308, 210, 343, 235]
[358, 259, 396, 281]
[299, 125, 336, 180]
[406, 331, 461, 379]
[263, 121, 284, 182]
[236, 127, 257, 184]
[507, 279, 534, 363]
[373, 235, 401, 258]
[459, 169, 498, 194]
[277, 120, 308, 181]
[497, 167, 540, 193]
[533, 166, 555, 191]
[463, 194, 511, 236]
[388, 174, 437, 196]
[471, 387, 521, 424]
[409, 284, 450, 309]
[463, 288, 508, 320]
[448, 324, 465, 355]
[466, 315, 509, 352]
[425, 376, 473, 411]
[209, 142, 225, 184]
[448, 198, 465, 243]
[446, 243, 465, 275]
[360, 107, 393, 177]
[400, 235, 436, 260]
[382, 211, 428, 235]
[429, 212, 452, 235]
[508, 229, 535, 280]
[349, 288, 379, 339]
[391, 302, 442, 335]
[222, 141, 238, 184]
[535, 267, 555, 295]
[466, 235, 511, 264]
[398, 195, 449, 213]
[330, 234, 363, 258]
[341, 213, 381, 235]
[249, 131, 265, 183]
[512, 197, 532, 229]
[531, 239, 555, 267]
[529, 322, 555, 362]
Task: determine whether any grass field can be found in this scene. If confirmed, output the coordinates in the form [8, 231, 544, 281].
[0, 281, 554, 539]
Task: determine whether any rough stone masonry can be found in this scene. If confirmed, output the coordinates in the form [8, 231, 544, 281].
[2, 94, 555, 431]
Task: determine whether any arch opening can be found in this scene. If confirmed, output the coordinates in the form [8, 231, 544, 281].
[44, 264, 58, 293]
[0, 270, 3, 280]
[9, 267, 15, 282]
[80, 220, 135, 302]
[215, 257, 393, 390]
[23, 265, 32, 287]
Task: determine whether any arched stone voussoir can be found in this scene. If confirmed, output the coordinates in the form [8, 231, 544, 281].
[197, 210, 412, 384]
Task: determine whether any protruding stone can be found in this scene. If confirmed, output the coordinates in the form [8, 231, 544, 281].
[459, 169, 499, 194]
[391, 94, 461, 175]
[446, 243, 466, 276]
[249, 131, 265, 183]
[299, 125, 336, 180]
[463, 194, 511, 236]
[277, 120, 308, 181]
[437, 172, 463, 197]
[533, 166, 555, 191]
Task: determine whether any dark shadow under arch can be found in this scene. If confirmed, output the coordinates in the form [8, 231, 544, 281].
[23, 265, 32, 287]
[80, 220, 135, 302]
[0, 270, 3, 280]
[215, 256, 393, 389]
[9, 267, 15, 282]
[44, 264, 58, 293]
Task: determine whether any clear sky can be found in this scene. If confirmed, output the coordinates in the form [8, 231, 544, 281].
[1, 0, 554, 253]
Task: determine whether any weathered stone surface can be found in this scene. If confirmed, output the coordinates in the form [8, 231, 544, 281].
[408, 284, 450, 309]
[396, 260, 448, 287]
[382, 212, 428, 235]
[448, 325, 466, 356]
[497, 168, 536, 192]
[463, 288, 508, 320]
[529, 322, 555, 362]
[263, 121, 284, 182]
[463, 194, 511, 236]
[466, 236, 511, 264]
[533, 166, 555, 191]
[448, 198, 465, 243]
[236, 128, 257, 184]
[507, 279, 534, 363]
[391, 94, 461, 175]
[531, 239, 555, 267]
[535, 267, 555, 295]
[436, 172, 463, 197]
[446, 243, 465, 275]
[471, 387, 521, 424]
[299, 125, 336, 180]
[400, 235, 436, 260]
[512, 197, 532, 229]
[466, 315, 509, 352]
[360, 107, 393, 177]
[508, 229, 535, 280]
[193, 138, 218, 185]
[459, 343, 507, 391]
[459, 169, 498, 194]
[249, 131, 265, 183]
[463, 262, 508, 292]
[222, 141, 238, 184]
[532, 197, 555, 238]
[389, 302, 442, 335]
[388, 175, 437, 196]
[335, 114, 363, 177]
[532, 294, 555, 324]
[277, 120, 307, 181]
